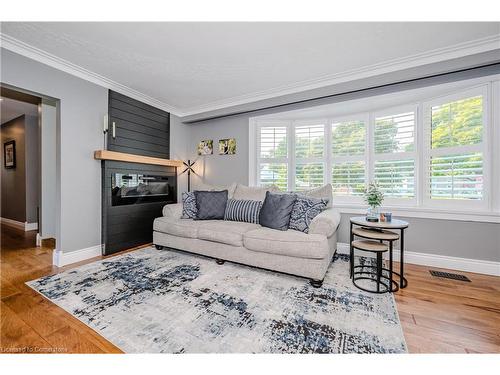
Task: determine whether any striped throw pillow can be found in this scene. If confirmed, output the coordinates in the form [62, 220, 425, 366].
[224, 199, 263, 224]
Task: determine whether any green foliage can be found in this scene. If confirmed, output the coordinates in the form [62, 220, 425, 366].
[364, 183, 384, 208]
[431, 96, 482, 149]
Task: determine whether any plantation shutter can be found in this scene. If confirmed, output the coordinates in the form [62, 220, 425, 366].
[425, 93, 485, 201]
[294, 123, 325, 190]
[373, 109, 416, 199]
[331, 119, 366, 197]
[257, 124, 288, 190]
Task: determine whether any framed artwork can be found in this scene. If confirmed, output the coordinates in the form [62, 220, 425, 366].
[218, 138, 236, 155]
[197, 140, 213, 155]
[3, 140, 16, 169]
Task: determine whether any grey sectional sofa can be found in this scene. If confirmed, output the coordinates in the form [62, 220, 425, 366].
[153, 184, 341, 287]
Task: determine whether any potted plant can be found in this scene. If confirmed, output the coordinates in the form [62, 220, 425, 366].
[364, 183, 384, 222]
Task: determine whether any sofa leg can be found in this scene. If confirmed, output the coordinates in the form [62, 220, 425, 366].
[155, 244, 164, 250]
[215, 259, 225, 265]
[310, 279, 323, 288]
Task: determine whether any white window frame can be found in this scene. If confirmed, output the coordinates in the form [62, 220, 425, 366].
[248, 75, 500, 223]
[422, 85, 490, 211]
[292, 119, 327, 191]
[330, 113, 369, 203]
[371, 104, 419, 207]
[254, 120, 291, 190]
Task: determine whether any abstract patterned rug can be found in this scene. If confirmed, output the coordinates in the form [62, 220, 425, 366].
[27, 247, 407, 353]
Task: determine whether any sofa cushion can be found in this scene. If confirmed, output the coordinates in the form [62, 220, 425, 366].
[259, 192, 296, 231]
[181, 192, 197, 219]
[195, 182, 237, 199]
[288, 195, 328, 233]
[243, 228, 329, 259]
[224, 199, 263, 224]
[153, 216, 210, 239]
[194, 190, 228, 220]
[198, 221, 260, 247]
[232, 184, 279, 201]
[297, 184, 333, 208]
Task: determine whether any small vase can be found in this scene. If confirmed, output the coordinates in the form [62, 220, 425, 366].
[367, 206, 379, 221]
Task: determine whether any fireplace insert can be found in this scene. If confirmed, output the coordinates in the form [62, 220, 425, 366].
[111, 173, 176, 206]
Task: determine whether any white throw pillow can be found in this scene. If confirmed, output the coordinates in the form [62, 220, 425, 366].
[233, 184, 280, 201]
[195, 182, 237, 199]
[297, 184, 333, 208]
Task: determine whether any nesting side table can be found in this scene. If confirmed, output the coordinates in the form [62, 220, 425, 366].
[349, 216, 409, 291]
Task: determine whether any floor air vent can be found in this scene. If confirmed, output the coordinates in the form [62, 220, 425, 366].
[429, 270, 471, 282]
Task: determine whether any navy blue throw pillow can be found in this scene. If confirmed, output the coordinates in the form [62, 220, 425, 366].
[259, 191, 296, 231]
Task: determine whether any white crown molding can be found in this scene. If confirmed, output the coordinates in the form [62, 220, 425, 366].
[2, 32, 499, 118]
[336, 243, 500, 276]
[52, 244, 102, 267]
[180, 34, 500, 116]
[0, 33, 182, 116]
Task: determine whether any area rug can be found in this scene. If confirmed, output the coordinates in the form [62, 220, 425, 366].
[27, 247, 407, 353]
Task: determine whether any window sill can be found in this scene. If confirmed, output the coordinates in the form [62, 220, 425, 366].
[333, 204, 500, 223]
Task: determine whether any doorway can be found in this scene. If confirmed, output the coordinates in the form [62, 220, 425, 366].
[0, 86, 57, 249]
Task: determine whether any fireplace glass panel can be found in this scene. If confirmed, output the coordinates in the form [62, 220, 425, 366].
[111, 173, 176, 206]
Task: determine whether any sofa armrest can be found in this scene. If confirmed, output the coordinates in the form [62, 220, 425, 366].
[308, 208, 341, 237]
[162, 203, 183, 219]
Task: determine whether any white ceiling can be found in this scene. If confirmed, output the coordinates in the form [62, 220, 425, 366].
[0, 97, 38, 125]
[1, 22, 499, 116]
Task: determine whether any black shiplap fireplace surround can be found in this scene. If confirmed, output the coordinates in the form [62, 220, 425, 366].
[101, 90, 175, 255]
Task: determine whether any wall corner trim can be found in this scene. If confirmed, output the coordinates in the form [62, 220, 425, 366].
[52, 244, 102, 267]
[336, 242, 500, 276]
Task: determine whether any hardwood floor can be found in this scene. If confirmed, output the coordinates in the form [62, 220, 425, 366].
[1, 224, 499, 353]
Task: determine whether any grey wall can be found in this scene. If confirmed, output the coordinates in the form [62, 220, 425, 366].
[1, 49, 192, 254]
[187, 115, 249, 189]
[1, 48, 107, 253]
[40, 103, 57, 238]
[187, 98, 500, 263]
[1, 115, 27, 222]
[24, 114, 39, 223]
[338, 214, 500, 262]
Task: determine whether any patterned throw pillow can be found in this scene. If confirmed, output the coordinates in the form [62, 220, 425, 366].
[181, 192, 197, 219]
[224, 199, 263, 224]
[194, 190, 228, 220]
[289, 196, 328, 233]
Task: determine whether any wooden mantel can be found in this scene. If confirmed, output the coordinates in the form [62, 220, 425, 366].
[94, 150, 183, 168]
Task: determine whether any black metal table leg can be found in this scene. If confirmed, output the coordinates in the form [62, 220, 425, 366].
[389, 240, 394, 291]
[400, 228, 408, 289]
[349, 222, 354, 279]
[376, 252, 382, 292]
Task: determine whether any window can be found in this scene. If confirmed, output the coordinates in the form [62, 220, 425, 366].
[424, 88, 487, 208]
[257, 123, 288, 190]
[331, 118, 366, 197]
[373, 108, 416, 201]
[295, 123, 325, 190]
[251, 79, 498, 216]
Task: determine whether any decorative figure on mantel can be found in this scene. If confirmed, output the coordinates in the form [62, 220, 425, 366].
[180, 159, 196, 192]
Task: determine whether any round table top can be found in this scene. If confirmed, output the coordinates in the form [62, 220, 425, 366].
[350, 216, 409, 229]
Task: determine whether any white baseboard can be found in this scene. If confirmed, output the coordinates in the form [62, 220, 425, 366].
[1, 217, 24, 230]
[1, 217, 38, 231]
[337, 242, 499, 276]
[52, 244, 102, 267]
[25, 222, 38, 231]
